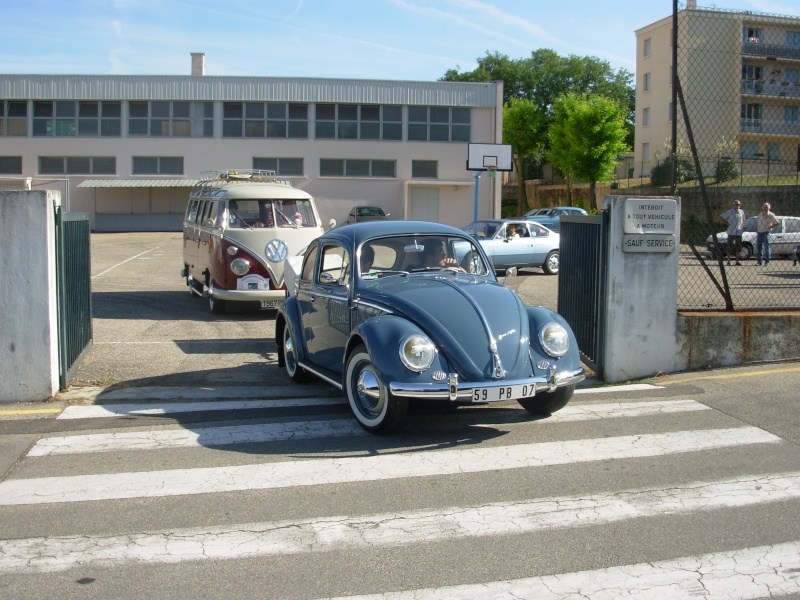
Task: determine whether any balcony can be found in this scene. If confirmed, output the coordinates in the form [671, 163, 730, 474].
[740, 117, 800, 135]
[741, 79, 800, 98]
[742, 40, 800, 61]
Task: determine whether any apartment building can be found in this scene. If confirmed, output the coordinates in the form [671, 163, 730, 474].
[0, 55, 504, 231]
[634, 2, 800, 179]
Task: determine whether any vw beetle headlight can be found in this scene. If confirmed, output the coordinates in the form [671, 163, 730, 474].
[539, 322, 569, 357]
[399, 334, 436, 372]
[230, 258, 250, 276]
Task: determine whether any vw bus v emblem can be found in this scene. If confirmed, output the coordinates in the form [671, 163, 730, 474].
[265, 239, 289, 263]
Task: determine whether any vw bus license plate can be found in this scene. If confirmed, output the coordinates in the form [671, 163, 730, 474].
[260, 300, 281, 309]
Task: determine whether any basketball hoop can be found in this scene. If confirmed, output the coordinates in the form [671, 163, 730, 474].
[486, 165, 498, 179]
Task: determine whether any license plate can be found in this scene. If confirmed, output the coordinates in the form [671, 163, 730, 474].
[471, 383, 536, 402]
[260, 300, 281, 309]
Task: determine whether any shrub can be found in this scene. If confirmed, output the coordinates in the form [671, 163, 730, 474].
[714, 157, 738, 184]
[650, 157, 695, 187]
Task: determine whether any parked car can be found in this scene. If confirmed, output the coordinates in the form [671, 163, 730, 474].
[706, 215, 800, 260]
[276, 221, 585, 433]
[181, 169, 327, 314]
[347, 206, 390, 224]
[463, 219, 560, 275]
[520, 208, 551, 218]
[526, 206, 588, 232]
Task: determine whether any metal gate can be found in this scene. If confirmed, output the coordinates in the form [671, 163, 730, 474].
[55, 207, 92, 389]
[557, 212, 609, 378]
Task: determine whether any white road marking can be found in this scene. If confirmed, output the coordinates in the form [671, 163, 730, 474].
[0, 427, 780, 505]
[57, 397, 346, 420]
[574, 383, 662, 394]
[0, 472, 797, 574]
[91, 246, 163, 279]
[32, 400, 708, 456]
[331, 541, 800, 600]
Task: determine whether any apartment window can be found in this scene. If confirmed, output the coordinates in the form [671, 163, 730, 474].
[786, 69, 800, 84]
[741, 103, 762, 129]
[0, 156, 22, 174]
[314, 104, 401, 140]
[743, 27, 761, 43]
[643, 107, 651, 127]
[787, 31, 800, 46]
[642, 142, 650, 162]
[252, 157, 304, 176]
[643, 73, 651, 92]
[1, 101, 27, 136]
[320, 159, 396, 177]
[740, 140, 759, 159]
[412, 160, 438, 178]
[407, 106, 470, 142]
[785, 106, 799, 125]
[767, 142, 781, 161]
[132, 156, 183, 175]
[39, 156, 116, 175]
[129, 101, 212, 137]
[643, 38, 652, 57]
[222, 102, 308, 139]
[33, 101, 121, 137]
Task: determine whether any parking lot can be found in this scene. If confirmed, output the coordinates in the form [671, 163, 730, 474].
[71, 232, 560, 389]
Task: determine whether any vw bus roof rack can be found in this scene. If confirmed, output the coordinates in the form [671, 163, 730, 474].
[197, 169, 293, 186]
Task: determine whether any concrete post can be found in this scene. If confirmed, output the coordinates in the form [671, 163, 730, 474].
[0, 190, 61, 401]
[602, 195, 681, 382]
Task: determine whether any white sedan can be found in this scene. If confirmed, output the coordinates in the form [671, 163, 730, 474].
[707, 215, 800, 260]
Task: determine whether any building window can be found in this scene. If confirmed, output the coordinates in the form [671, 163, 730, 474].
[643, 73, 651, 92]
[786, 106, 799, 125]
[252, 157, 304, 176]
[643, 38, 652, 57]
[741, 103, 762, 130]
[412, 160, 438, 178]
[643, 107, 651, 127]
[642, 142, 650, 162]
[740, 140, 759, 159]
[39, 156, 116, 175]
[0, 156, 23, 174]
[129, 101, 212, 137]
[407, 106, 470, 142]
[787, 31, 800, 46]
[314, 104, 401, 140]
[222, 102, 308, 138]
[1, 101, 27, 136]
[132, 156, 183, 175]
[33, 101, 121, 137]
[743, 27, 761, 43]
[766, 142, 781, 161]
[320, 159, 396, 177]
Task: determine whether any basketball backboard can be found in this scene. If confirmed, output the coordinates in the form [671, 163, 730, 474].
[466, 143, 513, 171]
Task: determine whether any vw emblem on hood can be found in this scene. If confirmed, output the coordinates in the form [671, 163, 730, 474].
[265, 239, 289, 263]
[537, 360, 551, 370]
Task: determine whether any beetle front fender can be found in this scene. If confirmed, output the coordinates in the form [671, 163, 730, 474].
[525, 306, 583, 373]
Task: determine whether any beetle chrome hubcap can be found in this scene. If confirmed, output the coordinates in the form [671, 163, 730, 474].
[356, 368, 383, 414]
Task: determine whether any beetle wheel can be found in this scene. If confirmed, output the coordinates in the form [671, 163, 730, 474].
[543, 251, 559, 275]
[345, 345, 408, 434]
[283, 324, 309, 383]
[518, 384, 574, 415]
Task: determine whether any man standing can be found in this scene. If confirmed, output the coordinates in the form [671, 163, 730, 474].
[756, 202, 780, 266]
[719, 200, 745, 265]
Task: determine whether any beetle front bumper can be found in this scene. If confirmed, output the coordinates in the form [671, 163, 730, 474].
[389, 367, 585, 401]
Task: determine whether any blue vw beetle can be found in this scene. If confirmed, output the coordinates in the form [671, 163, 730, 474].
[275, 221, 585, 434]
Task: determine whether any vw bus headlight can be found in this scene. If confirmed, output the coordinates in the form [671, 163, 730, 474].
[399, 334, 436, 372]
[230, 258, 250, 276]
[539, 322, 569, 357]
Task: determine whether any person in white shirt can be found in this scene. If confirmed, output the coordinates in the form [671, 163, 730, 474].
[719, 200, 745, 265]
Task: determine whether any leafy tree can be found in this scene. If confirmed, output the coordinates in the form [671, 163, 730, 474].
[548, 94, 630, 210]
[503, 99, 545, 215]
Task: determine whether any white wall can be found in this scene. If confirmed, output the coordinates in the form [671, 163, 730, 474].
[0, 191, 60, 401]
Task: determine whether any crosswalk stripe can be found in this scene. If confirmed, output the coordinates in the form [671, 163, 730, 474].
[56, 397, 346, 420]
[0, 472, 797, 574]
[29, 400, 708, 456]
[328, 541, 800, 600]
[0, 427, 780, 505]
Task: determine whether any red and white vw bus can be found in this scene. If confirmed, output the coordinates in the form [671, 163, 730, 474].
[182, 170, 328, 314]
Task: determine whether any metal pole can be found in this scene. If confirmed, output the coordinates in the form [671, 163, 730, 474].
[473, 172, 481, 222]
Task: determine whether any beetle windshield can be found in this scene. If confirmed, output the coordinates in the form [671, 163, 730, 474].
[358, 234, 490, 278]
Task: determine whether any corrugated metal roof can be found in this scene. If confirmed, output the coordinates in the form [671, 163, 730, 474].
[0, 75, 501, 107]
[77, 179, 200, 188]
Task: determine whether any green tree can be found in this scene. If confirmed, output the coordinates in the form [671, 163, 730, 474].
[548, 94, 630, 210]
[503, 98, 545, 215]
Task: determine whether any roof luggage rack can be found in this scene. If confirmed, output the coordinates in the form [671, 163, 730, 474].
[197, 169, 291, 186]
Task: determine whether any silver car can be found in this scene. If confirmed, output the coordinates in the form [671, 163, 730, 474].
[464, 219, 560, 274]
[707, 215, 800, 260]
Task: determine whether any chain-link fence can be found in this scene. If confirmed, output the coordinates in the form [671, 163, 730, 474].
[660, 2, 800, 310]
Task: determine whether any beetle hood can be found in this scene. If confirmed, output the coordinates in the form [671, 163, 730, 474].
[362, 275, 533, 381]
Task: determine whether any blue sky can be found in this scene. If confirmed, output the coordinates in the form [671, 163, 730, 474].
[2, 0, 799, 81]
